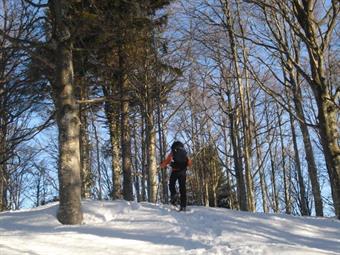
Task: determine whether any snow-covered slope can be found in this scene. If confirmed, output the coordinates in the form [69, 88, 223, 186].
[0, 200, 339, 255]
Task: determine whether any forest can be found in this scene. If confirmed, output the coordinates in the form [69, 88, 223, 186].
[0, 0, 339, 225]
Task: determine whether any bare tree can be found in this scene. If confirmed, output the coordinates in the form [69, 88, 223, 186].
[243, 0, 339, 218]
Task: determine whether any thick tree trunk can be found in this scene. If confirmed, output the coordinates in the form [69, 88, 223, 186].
[315, 88, 340, 218]
[54, 46, 82, 224]
[52, 0, 82, 225]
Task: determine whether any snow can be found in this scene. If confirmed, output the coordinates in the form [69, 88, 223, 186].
[1, 200, 339, 255]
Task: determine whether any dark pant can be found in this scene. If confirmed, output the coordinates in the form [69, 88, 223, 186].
[169, 170, 186, 208]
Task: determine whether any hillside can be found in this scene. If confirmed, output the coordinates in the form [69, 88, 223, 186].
[0, 200, 339, 255]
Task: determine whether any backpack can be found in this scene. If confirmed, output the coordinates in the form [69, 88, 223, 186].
[171, 148, 188, 170]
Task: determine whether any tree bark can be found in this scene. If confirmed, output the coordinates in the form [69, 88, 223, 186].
[119, 46, 133, 201]
[52, 0, 83, 224]
[77, 78, 92, 199]
[146, 112, 157, 203]
[227, 92, 248, 211]
[315, 88, 340, 217]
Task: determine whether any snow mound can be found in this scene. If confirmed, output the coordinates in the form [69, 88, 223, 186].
[82, 200, 141, 224]
[1, 200, 340, 255]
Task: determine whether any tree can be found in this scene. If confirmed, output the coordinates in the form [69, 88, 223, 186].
[0, 0, 51, 211]
[242, 0, 339, 217]
[49, 0, 83, 224]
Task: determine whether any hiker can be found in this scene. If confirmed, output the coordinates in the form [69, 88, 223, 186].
[160, 141, 192, 211]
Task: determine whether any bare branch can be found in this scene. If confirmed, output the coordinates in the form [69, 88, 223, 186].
[23, 0, 49, 8]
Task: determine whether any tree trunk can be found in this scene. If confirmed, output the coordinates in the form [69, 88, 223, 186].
[285, 52, 324, 215]
[103, 87, 122, 200]
[119, 47, 133, 201]
[277, 107, 291, 214]
[121, 89, 133, 201]
[157, 101, 168, 203]
[289, 110, 309, 216]
[0, 125, 6, 211]
[223, 116, 237, 209]
[0, 162, 7, 211]
[255, 133, 269, 213]
[227, 93, 248, 211]
[0, 77, 7, 211]
[224, 0, 254, 211]
[265, 102, 279, 213]
[204, 172, 209, 207]
[146, 112, 157, 203]
[293, 91, 323, 216]
[315, 88, 340, 218]
[52, 0, 82, 225]
[132, 120, 141, 202]
[283, 66, 309, 216]
[92, 115, 102, 200]
[140, 116, 147, 201]
[77, 78, 92, 199]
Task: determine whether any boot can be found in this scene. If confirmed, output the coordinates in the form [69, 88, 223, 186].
[170, 196, 176, 206]
[179, 206, 186, 212]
